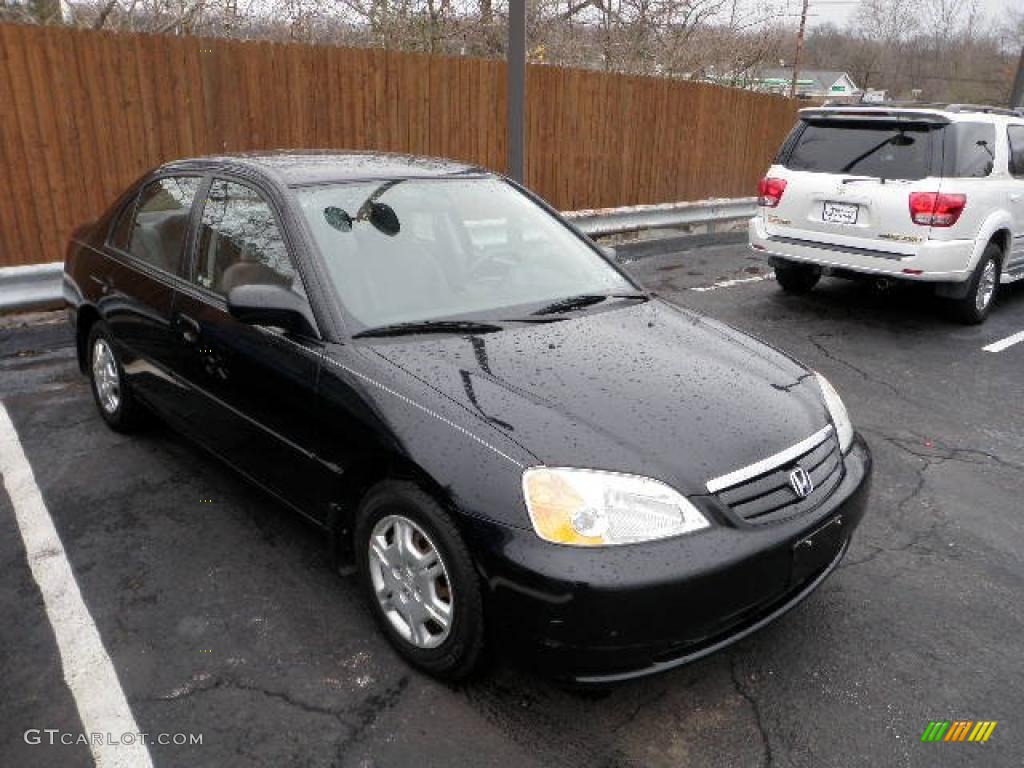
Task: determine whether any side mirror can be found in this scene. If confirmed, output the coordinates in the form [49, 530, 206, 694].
[599, 244, 618, 261]
[227, 284, 317, 337]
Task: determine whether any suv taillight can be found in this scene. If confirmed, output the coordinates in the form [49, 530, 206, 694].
[909, 192, 966, 227]
[757, 177, 787, 208]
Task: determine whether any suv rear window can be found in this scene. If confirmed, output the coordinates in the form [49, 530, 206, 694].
[782, 120, 938, 180]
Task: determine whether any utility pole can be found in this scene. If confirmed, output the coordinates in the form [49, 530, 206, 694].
[1011, 46, 1024, 109]
[507, 0, 526, 182]
[789, 0, 810, 100]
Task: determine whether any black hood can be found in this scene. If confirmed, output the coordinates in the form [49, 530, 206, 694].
[366, 299, 830, 496]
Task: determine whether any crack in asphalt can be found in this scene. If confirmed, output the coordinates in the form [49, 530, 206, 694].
[150, 671, 411, 764]
[840, 427, 942, 569]
[839, 424, 1023, 570]
[806, 333, 902, 398]
[460, 676, 641, 768]
[612, 687, 668, 732]
[729, 657, 773, 768]
[333, 675, 410, 763]
[153, 674, 355, 722]
[880, 435, 1024, 473]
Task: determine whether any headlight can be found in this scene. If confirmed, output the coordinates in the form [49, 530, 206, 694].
[522, 467, 709, 546]
[815, 372, 854, 453]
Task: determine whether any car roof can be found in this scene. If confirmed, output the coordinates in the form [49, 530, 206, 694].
[159, 150, 490, 186]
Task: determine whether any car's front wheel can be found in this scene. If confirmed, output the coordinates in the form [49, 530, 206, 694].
[775, 262, 821, 294]
[952, 244, 1001, 324]
[354, 481, 485, 680]
[87, 322, 147, 432]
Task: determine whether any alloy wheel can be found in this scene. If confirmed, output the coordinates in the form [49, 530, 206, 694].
[92, 338, 121, 414]
[367, 514, 453, 649]
[976, 259, 997, 313]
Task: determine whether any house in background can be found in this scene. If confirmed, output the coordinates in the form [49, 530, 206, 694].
[751, 68, 862, 102]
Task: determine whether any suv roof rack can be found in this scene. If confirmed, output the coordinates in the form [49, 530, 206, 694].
[820, 100, 1021, 117]
[945, 103, 1020, 116]
[820, 100, 945, 109]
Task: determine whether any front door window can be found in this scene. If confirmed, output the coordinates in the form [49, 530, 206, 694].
[193, 180, 303, 297]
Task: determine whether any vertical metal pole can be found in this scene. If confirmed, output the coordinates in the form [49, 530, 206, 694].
[1011, 46, 1024, 109]
[789, 0, 809, 100]
[507, 0, 526, 182]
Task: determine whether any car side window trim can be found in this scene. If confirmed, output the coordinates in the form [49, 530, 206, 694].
[181, 174, 213, 287]
[184, 174, 322, 339]
[106, 191, 140, 253]
[107, 173, 204, 282]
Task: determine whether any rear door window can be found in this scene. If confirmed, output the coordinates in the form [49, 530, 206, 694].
[1005, 125, 1024, 178]
[942, 122, 996, 178]
[783, 120, 938, 180]
[126, 177, 201, 274]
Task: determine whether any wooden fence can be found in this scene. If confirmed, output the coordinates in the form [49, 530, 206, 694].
[0, 23, 799, 268]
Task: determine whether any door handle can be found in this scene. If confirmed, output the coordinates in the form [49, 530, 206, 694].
[1010, 193, 1022, 202]
[177, 314, 201, 344]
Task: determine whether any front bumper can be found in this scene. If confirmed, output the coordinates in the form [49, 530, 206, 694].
[468, 435, 872, 683]
[749, 217, 974, 283]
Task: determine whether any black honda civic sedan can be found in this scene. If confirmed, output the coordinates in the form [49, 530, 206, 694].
[64, 152, 871, 683]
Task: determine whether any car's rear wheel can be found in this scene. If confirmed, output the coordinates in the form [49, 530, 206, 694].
[87, 322, 146, 432]
[775, 262, 821, 294]
[354, 481, 484, 680]
[953, 244, 1000, 325]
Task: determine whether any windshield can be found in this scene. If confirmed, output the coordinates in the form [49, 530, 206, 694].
[296, 177, 634, 331]
[783, 120, 938, 180]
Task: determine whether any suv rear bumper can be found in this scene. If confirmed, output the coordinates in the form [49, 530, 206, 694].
[749, 217, 975, 283]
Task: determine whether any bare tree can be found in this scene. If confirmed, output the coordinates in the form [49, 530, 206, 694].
[3, 0, 1013, 105]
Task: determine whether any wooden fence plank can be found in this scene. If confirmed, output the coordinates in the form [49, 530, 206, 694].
[25, 27, 70, 261]
[0, 32, 25, 264]
[3, 26, 54, 264]
[0, 23, 798, 268]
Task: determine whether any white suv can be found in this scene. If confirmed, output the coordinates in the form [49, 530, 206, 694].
[749, 104, 1024, 323]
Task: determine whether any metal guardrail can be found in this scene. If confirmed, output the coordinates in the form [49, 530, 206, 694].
[564, 197, 758, 237]
[0, 197, 756, 314]
[0, 262, 65, 314]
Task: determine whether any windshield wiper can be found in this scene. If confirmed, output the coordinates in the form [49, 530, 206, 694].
[840, 131, 912, 174]
[530, 292, 647, 316]
[352, 320, 503, 339]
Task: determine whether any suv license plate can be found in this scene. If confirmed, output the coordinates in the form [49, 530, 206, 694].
[822, 201, 858, 224]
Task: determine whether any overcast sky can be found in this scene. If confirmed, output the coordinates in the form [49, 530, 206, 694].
[779, 0, 1018, 28]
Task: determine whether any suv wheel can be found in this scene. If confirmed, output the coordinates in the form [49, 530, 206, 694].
[87, 322, 147, 431]
[954, 244, 1001, 325]
[775, 262, 821, 295]
[355, 481, 485, 681]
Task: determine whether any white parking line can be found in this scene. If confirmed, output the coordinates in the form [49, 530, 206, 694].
[982, 330, 1024, 353]
[689, 272, 775, 292]
[0, 403, 153, 768]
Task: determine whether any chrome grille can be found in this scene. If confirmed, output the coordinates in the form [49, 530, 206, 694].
[713, 430, 843, 525]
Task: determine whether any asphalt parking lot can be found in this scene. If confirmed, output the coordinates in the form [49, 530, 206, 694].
[2, 238, 1023, 768]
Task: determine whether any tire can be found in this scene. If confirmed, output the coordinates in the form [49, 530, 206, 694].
[354, 481, 485, 681]
[86, 321, 147, 432]
[775, 262, 821, 294]
[952, 244, 1001, 325]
